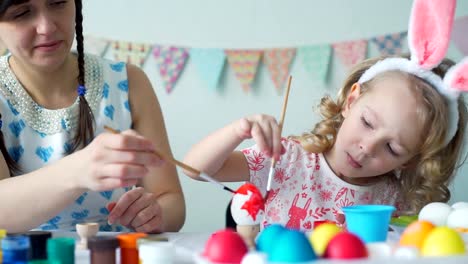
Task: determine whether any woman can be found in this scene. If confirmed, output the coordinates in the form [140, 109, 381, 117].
[0, 0, 185, 233]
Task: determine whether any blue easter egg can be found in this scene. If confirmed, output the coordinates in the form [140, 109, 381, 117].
[256, 224, 286, 252]
[269, 229, 317, 262]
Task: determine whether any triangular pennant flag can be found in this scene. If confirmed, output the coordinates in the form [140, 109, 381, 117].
[263, 48, 296, 93]
[82, 36, 109, 57]
[111, 41, 152, 67]
[332, 40, 368, 68]
[298, 45, 332, 84]
[371, 32, 407, 56]
[72, 36, 109, 57]
[190, 48, 226, 91]
[452, 16, 468, 55]
[225, 50, 262, 92]
[153, 45, 189, 94]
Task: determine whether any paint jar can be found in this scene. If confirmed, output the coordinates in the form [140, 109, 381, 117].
[136, 235, 168, 248]
[139, 242, 175, 263]
[1, 235, 30, 263]
[25, 231, 52, 261]
[117, 233, 147, 264]
[0, 229, 6, 263]
[88, 236, 119, 264]
[47, 237, 75, 264]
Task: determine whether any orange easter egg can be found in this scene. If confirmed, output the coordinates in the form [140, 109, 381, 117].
[399, 220, 435, 249]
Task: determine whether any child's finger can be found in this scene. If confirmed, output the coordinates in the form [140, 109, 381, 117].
[270, 122, 282, 160]
[251, 123, 270, 157]
[258, 121, 273, 153]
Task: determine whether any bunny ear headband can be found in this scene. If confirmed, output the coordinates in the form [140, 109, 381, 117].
[358, 0, 468, 146]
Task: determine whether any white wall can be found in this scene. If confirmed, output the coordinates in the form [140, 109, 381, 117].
[83, 0, 468, 232]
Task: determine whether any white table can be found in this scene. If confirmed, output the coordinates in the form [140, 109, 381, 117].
[51, 231, 468, 264]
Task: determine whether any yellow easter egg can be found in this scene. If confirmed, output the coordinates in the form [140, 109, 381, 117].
[421, 227, 466, 256]
[309, 223, 342, 256]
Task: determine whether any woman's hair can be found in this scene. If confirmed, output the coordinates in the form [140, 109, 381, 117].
[0, 0, 95, 174]
[295, 55, 467, 213]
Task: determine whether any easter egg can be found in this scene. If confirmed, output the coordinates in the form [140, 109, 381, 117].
[231, 183, 265, 225]
[324, 232, 368, 259]
[256, 224, 286, 252]
[241, 252, 267, 264]
[269, 229, 317, 263]
[309, 223, 342, 256]
[399, 220, 434, 249]
[394, 246, 420, 259]
[447, 208, 468, 229]
[451, 202, 468, 210]
[418, 202, 452, 226]
[421, 227, 466, 256]
[202, 229, 248, 263]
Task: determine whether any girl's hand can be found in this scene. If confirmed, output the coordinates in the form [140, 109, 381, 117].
[75, 130, 163, 191]
[235, 114, 282, 159]
[107, 187, 164, 233]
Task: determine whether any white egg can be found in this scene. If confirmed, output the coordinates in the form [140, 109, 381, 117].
[451, 202, 468, 210]
[418, 202, 452, 226]
[447, 208, 468, 229]
[394, 246, 420, 259]
[241, 252, 267, 264]
[366, 242, 392, 258]
[231, 190, 265, 225]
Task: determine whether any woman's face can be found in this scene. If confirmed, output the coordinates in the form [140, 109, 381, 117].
[0, 0, 75, 70]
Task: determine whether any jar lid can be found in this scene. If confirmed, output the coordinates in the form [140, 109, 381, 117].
[136, 234, 169, 247]
[1, 235, 30, 250]
[25, 231, 52, 260]
[0, 229, 6, 239]
[117, 233, 147, 248]
[88, 236, 119, 250]
[47, 237, 75, 262]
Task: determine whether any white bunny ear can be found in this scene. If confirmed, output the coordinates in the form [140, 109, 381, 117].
[443, 57, 468, 98]
[408, 0, 456, 70]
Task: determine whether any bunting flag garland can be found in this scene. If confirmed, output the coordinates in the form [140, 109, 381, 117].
[225, 50, 262, 92]
[190, 48, 226, 90]
[82, 36, 110, 57]
[332, 40, 368, 69]
[263, 48, 296, 93]
[452, 16, 468, 55]
[153, 45, 189, 94]
[298, 45, 332, 84]
[370, 32, 407, 56]
[111, 41, 152, 67]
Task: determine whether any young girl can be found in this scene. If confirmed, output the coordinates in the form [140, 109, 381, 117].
[0, 0, 185, 233]
[184, 0, 467, 231]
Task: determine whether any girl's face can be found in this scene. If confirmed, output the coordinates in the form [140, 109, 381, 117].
[326, 76, 425, 180]
[0, 0, 75, 70]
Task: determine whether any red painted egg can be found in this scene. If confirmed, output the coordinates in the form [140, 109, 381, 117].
[202, 229, 248, 263]
[324, 232, 368, 259]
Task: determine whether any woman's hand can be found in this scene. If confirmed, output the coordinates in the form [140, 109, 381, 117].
[107, 187, 164, 233]
[235, 114, 282, 160]
[74, 129, 163, 191]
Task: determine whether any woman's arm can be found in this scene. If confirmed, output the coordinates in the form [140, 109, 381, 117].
[126, 64, 185, 232]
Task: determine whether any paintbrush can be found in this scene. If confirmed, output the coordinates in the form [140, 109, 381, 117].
[103, 126, 235, 193]
[265, 75, 292, 198]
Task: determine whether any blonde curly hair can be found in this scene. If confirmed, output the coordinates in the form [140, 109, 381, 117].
[294, 56, 467, 214]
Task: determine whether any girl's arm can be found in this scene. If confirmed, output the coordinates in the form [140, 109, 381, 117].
[183, 115, 282, 182]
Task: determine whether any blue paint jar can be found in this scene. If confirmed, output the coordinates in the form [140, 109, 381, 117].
[1, 235, 30, 263]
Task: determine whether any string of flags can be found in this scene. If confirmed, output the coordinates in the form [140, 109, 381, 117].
[0, 17, 466, 94]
